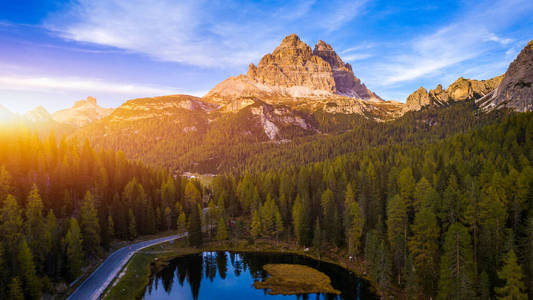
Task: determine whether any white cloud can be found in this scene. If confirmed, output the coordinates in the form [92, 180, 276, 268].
[320, 0, 369, 32]
[486, 33, 513, 45]
[372, 0, 533, 86]
[0, 76, 175, 95]
[343, 53, 373, 61]
[44, 0, 369, 68]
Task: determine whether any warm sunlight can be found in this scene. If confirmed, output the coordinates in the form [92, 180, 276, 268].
[0, 1, 532, 300]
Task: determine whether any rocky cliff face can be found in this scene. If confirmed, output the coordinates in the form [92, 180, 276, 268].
[205, 34, 383, 106]
[246, 34, 336, 95]
[478, 41, 533, 112]
[53, 97, 114, 127]
[406, 87, 431, 110]
[406, 76, 503, 110]
[312, 40, 378, 99]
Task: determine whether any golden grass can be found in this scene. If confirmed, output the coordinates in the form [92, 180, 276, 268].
[254, 264, 340, 295]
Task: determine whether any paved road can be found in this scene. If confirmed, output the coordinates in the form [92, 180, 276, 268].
[67, 233, 186, 300]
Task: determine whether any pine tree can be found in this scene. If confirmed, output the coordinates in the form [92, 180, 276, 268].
[274, 209, 283, 241]
[437, 223, 475, 300]
[188, 204, 203, 247]
[386, 194, 408, 285]
[0, 194, 23, 251]
[80, 191, 101, 256]
[344, 184, 364, 257]
[250, 210, 261, 239]
[184, 182, 201, 212]
[7, 277, 23, 300]
[397, 167, 416, 214]
[65, 218, 84, 281]
[216, 216, 228, 241]
[495, 249, 527, 300]
[292, 196, 304, 244]
[0, 166, 12, 203]
[127, 209, 137, 240]
[107, 214, 115, 240]
[0, 243, 7, 299]
[25, 185, 51, 269]
[413, 177, 434, 213]
[321, 189, 340, 245]
[17, 239, 41, 300]
[164, 206, 172, 231]
[408, 207, 439, 296]
[479, 173, 508, 276]
[177, 211, 186, 233]
[312, 220, 322, 258]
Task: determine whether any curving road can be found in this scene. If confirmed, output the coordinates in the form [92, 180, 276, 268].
[67, 233, 186, 300]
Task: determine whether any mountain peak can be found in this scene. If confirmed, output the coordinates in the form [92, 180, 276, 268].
[53, 97, 114, 127]
[25, 106, 53, 123]
[74, 96, 98, 108]
[210, 34, 380, 102]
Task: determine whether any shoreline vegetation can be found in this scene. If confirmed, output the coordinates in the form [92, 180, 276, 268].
[103, 236, 381, 300]
[253, 264, 341, 295]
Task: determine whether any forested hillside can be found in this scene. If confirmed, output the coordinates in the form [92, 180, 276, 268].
[0, 125, 205, 299]
[207, 112, 533, 299]
[0, 108, 531, 299]
[179, 101, 508, 173]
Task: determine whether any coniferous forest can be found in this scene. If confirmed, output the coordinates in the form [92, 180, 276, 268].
[0, 103, 532, 299]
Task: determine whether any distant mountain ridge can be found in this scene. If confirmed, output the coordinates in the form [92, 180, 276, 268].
[406, 76, 504, 110]
[12, 35, 533, 173]
[52, 96, 114, 127]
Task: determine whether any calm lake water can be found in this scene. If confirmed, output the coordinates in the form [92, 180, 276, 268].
[141, 251, 378, 300]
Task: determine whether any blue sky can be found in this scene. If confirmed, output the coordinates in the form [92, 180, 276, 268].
[0, 0, 532, 113]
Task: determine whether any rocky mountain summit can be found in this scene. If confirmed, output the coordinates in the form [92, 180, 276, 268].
[478, 40, 533, 112]
[52, 96, 114, 127]
[24, 106, 54, 123]
[205, 34, 402, 118]
[406, 76, 503, 110]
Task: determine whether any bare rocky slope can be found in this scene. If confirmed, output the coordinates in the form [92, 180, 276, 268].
[477, 40, 533, 112]
[406, 76, 504, 110]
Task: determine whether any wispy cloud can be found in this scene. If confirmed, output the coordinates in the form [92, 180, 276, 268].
[43, 0, 369, 68]
[320, 0, 369, 32]
[0, 76, 174, 95]
[371, 0, 533, 86]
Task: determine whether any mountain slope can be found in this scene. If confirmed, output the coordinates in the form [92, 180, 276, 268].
[53, 96, 114, 127]
[478, 40, 533, 112]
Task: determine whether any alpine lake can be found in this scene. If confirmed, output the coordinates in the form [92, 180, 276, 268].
[141, 251, 378, 300]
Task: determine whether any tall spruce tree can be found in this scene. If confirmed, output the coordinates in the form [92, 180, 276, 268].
[437, 223, 475, 300]
[408, 207, 439, 296]
[64, 218, 84, 281]
[17, 239, 41, 300]
[216, 216, 228, 241]
[127, 209, 137, 240]
[344, 184, 364, 257]
[80, 191, 101, 256]
[188, 204, 203, 247]
[250, 210, 261, 239]
[495, 249, 527, 300]
[386, 194, 408, 285]
[25, 185, 51, 269]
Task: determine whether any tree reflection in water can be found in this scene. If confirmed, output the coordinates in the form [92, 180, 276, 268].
[143, 251, 378, 300]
